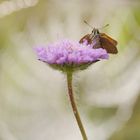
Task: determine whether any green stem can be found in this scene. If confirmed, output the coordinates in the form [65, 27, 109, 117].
[66, 72, 88, 140]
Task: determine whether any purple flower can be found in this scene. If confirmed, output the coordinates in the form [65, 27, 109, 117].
[35, 39, 109, 71]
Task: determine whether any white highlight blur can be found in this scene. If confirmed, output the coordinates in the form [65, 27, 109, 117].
[0, 0, 38, 18]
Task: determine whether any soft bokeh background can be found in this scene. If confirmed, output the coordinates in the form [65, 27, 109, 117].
[0, 0, 140, 140]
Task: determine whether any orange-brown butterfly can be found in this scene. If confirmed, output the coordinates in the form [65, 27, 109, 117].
[79, 21, 118, 54]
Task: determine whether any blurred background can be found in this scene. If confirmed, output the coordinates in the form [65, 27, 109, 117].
[0, 0, 140, 140]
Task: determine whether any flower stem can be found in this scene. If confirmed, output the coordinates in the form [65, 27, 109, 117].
[66, 72, 88, 140]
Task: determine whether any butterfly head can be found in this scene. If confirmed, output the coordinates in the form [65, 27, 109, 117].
[90, 28, 100, 39]
[92, 28, 100, 35]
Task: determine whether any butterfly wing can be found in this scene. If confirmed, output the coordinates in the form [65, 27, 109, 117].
[100, 33, 118, 54]
[79, 32, 118, 54]
[79, 34, 93, 44]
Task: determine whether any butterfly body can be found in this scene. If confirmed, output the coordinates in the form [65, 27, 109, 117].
[80, 28, 118, 54]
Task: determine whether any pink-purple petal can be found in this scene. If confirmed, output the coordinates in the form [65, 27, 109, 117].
[35, 39, 109, 65]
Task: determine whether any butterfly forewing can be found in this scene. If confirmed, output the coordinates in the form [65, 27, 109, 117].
[100, 33, 118, 54]
[79, 34, 92, 44]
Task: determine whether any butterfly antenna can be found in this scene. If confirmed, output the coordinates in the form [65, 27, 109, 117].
[99, 24, 109, 29]
[84, 20, 94, 29]
[84, 20, 109, 30]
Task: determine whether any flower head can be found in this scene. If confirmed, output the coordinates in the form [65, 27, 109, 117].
[35, 39, 109, 71]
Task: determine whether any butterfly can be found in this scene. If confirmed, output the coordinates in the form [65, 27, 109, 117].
[79, 21, 118, 54]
